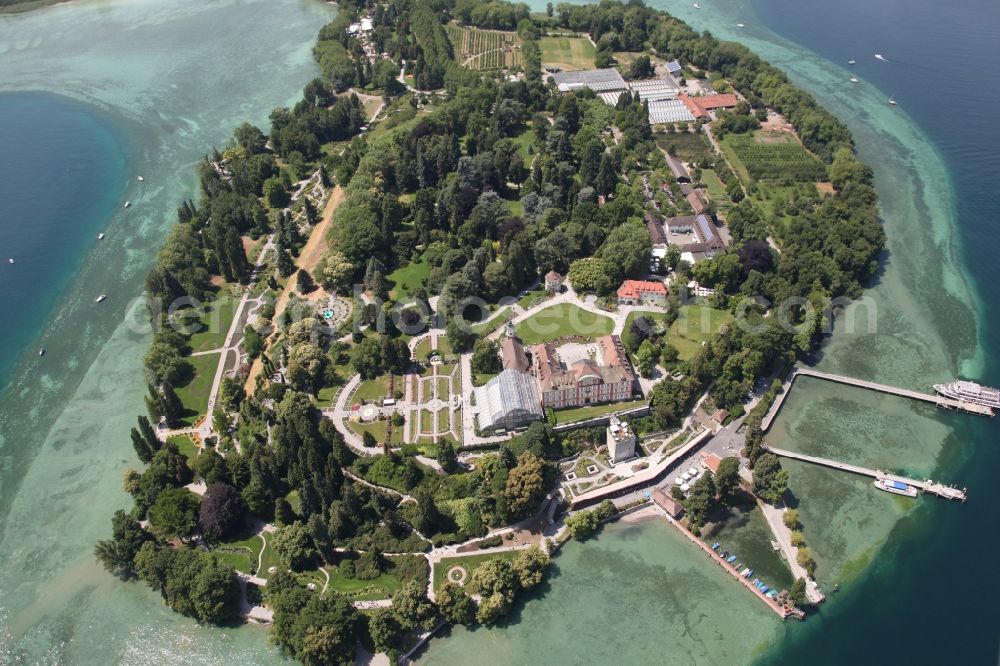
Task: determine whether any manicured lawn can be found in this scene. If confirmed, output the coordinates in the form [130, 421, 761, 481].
[516, 286, 551, 310]
[512, 128, 535, 161]
[325, 566, 403, 600]
[540, 36, 596, 70]
[388, 259, 432, 300]
[167, 434, 199, 463]
[552, 399, 648, 424]
[432, 551, 517, 591]
[420, 410, 432, 433]
[350, 419, 388, 443]
[621, 310, 672, 350]
[514, 303, 613, 344]
[474, 372, 497, 387]
[668, 305, 733, 361]
[437, 407, 450, 433]
[188, 292, 239, 353]
[313, 385, 339, 408]
[470, 308, 513, 335]
[435, 377, 449, 399]
[174, 352, 219, 426]
[701, 169, 729, 202]
[259, 535, 283, 578]
[353, 375, 390, 403]
[504, 194, 524, 216]
[211, 532, 264, 575]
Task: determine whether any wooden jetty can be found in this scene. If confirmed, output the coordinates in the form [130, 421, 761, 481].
[762, 368, 993, 432]
[764, 445, 968, 501]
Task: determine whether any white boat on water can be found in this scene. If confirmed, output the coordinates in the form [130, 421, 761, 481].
[875, 53, 887, 61]
[95, 294, 107, 303]
[934, 380, 1000, 408]
[7, 258, 13, 264]
[98, 232, 105, 240]
[137, 176, 144, 182]
[38, 348, 45, 357]
[692, 3, 700, 7]
[874, 478, 918, 497]
[124, 201, 131, 209]
[850, 76, 859, 83]
[848, 59, 856, 65]
[736, 23, 745, 28]
[888, 95, 897, 105]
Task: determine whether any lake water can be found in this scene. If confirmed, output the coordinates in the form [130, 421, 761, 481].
[1, 0, 998, 662]
[0, 0, 331, 662]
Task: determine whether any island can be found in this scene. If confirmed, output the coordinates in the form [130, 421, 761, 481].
[94, 0, 887, 662]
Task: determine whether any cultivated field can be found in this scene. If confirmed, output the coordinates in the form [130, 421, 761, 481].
[446, 25, 522, 70]
[722, 131, 827, 182]
[539, 36, 595, 71]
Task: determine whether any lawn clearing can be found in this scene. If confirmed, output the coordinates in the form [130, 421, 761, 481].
[187, 292, 239, 353]
[174, 352, 218, 426]
[432, 551, 518, 591]
[552, 399, 648, 424]
[211, 532, 264, 575]
[353, 375, 390, 403]
[167, 434, 200, 463]
[514, 303, 613, 344]
[388, 259, 432, 300]
[325, 566, 403, 600]
[669, 305, 733, 361]
[540, 36, 596, 71]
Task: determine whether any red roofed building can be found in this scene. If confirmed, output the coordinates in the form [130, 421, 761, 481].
[617, 279, 668, 307]
[700, 451, 723, 474]
[678, 92, 739, 119]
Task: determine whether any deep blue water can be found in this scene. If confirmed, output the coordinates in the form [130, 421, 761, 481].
[751, 0, 1000, 662]
[0, 91, 127, 385]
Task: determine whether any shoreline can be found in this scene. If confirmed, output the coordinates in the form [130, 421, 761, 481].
[0, 0, 73, 14]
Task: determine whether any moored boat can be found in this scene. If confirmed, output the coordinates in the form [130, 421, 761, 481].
[124, 201, 131, 208]
[95, 294, 107, 303]
[933, 380, 1000, 408]
[98, 232, 105, 240]
[874, 478, 919, 497]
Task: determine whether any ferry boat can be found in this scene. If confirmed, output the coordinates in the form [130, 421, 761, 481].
[95, 294, 107, 303]
[933, 380, 1000, 408]
[874, 478, 919, 497]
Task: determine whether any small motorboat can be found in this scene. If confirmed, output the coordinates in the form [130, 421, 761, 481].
[875, 53, 887, 61]
[137, 176, 144, 182]
[7, 258, 13, 264]
[124, 201, 131, 209]
[848, 59, 856, 65]
[38, 348, 45, 357]
[95, 294, 107, 303]
[98, 233, 105, 240]
[692, 2, 700, 7]
[736, 23, 744, 28]
[850, 76, 859, 83]
[888, 95, 897, 106]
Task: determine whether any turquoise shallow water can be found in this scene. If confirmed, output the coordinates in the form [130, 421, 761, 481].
[0, 0, 997, 662]
[0, 0, 332, 661]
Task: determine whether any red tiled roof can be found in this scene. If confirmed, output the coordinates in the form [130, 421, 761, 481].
[617, 280, 667, 299]
[700, 451, 723, 474]
[678, 92, 738, 118]
[545, 270, 562, 282]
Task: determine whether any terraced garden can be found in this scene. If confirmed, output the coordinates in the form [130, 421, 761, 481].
[446, 25, 522, 70]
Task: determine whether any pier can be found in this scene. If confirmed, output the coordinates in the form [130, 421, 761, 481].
[762, 368, 993, 432]
[764, 446, 967, 501]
